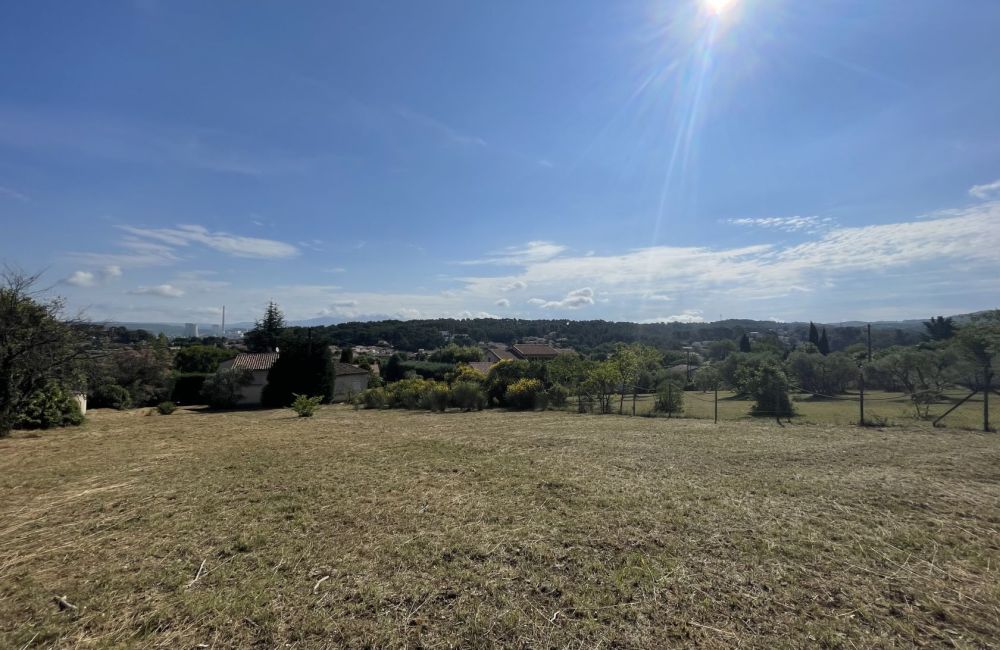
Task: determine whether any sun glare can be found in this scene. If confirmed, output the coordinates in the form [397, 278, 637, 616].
[706, 0, 737, 15]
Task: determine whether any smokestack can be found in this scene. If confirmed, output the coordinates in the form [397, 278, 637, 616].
[221, 305, 226, 338]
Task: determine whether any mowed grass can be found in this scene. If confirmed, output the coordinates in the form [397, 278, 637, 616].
[2, 407, 999, 648]
[608, 390, 997, 430]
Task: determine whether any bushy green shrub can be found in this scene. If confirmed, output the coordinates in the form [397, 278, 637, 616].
[171, 373, 210, 404]
[422, 382, 450, 412]
[451, 365, 486, 385]
[387, 378, 433, 409]
[749, 363, 795, 418]
[485, 360, 533, 406]
[201, 368, 254, 408]
[653, 380, 684, 417]
[355, 387, 388, 409]
[14, 384, 84, 430]
[91, 383, 132, 410]
[450, 381, 486, 411]
[546, 383, 569, 408]
[156, 401, 177, 415]
[504, 378, 544, 411]
[291, 394, 323, 417]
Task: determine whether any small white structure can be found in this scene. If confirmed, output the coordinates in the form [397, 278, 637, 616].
[184, 322, 200, 337]
[74, 393, 87, 415]
[218, 352, 279, 405]
[333, 362, 371, 402]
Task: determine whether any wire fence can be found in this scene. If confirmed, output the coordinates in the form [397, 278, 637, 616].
[572, 383, 995, 430]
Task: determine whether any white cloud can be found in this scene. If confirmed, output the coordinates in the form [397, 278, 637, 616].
[62, 265, 123, 288]
[65, 271, 97, 287]
[969, 179, 1000, 199]
[495, 298, 510, 308]
[641, 310, 705, 324]
[534, 287, 595, 310]
[727, 215, 834, 233]
[128, 284, 185, 298]
[643, 293, 672, 302]
[500, 280, 528, 292]
[527, 298, 546, 306]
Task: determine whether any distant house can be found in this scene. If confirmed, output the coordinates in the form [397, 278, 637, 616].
[333, 362, 370, 402]
[484, 347, 518, 363]
[466, 361, 495, 375]
[218, 352, 279, 405]
[218, 353, 369, 405]
[484, 342, 573, 363]
[510, 343, 562, 361]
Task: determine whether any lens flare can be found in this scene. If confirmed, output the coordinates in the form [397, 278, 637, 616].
[706, 0, 736, 15]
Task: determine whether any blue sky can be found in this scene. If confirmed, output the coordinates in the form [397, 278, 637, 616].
[2, 0, 999, 325]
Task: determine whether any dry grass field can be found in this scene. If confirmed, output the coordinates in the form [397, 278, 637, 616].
[2, 406, 999, 648]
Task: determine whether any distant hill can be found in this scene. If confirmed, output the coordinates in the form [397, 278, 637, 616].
[101, 310, 995, 353]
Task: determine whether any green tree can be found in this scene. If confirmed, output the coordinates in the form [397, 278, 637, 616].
[580, 361, 619, 414]
[693, 365, 721, 393]
[201, 368, 254, 408]
[739, 334, 752, 353]
[339, 347, 354, 363]
[808, 322, 820, 346]
[174, 345, 235, 373]
[484, 359, 532, 406]
[706, 339, 737, 361]
[951, 311, 999, 431]
[748, 362, 795, 420]
[817, 328, 830, 355]
[245, 301, 285, 352]
[924, 316, 956, 341]
[261, 332, 335, 407]
[428, 344, 483, 363]
[653, 378, 684, 417]
[0, 271, 88, 437]
[611, 344, 639, 415]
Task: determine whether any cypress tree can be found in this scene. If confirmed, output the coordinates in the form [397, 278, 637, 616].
[818, 328, 830, 355]
[739, 333, 752, 353]
[808, 322, 819, 346]
[261, 331, 335, 407]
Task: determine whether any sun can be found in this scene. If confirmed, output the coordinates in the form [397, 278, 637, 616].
[705, 0, 737, 15]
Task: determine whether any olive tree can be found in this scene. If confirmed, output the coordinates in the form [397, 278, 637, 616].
[0, 270, 88, 436]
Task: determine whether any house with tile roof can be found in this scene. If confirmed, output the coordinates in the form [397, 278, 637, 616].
[218, 353, 371, 405]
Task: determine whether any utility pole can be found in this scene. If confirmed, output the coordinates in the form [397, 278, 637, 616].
[714, 384, 718, 424]
[985, 366, 993, 433]
[858, 366, 865, 426]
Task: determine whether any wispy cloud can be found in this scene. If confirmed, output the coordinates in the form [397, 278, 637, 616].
[500, 280, 527, 292]
[127, 284, 185, 298]
[727, 215, 834, 233]
[969, 178, 1000, 200]
[0, 185, 29, 202]
[460, 241, 566, 266]
[395, 107, 487, 147]
[119, 224, 299, 259]
[495, 298, 510, 308]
